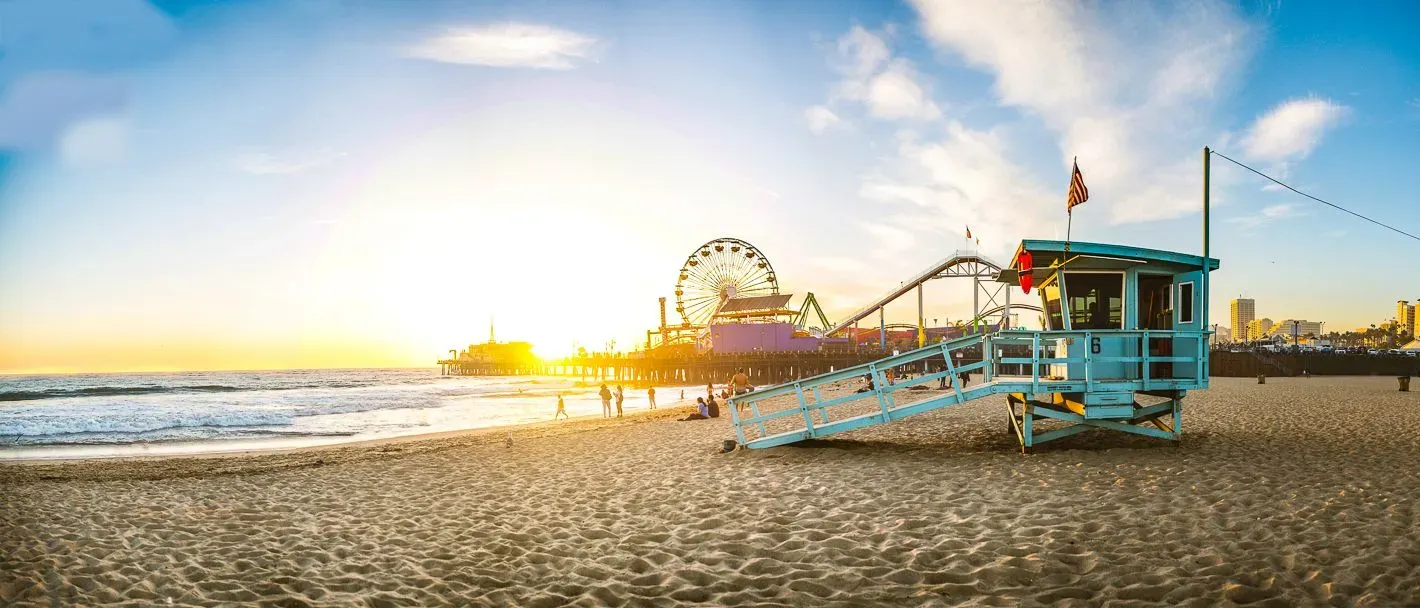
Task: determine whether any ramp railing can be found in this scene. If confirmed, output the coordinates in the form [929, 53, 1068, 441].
[729, 328, 1212, 448]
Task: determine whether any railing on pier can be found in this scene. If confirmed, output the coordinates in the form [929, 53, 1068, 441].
[729, 328, 1211, 448]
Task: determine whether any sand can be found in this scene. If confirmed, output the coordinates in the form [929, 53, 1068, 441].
[3, 376, 1420, 607]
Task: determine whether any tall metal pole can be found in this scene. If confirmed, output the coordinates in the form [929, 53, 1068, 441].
[973, 277, 980, 334]
[1202, 148, 1210, 325]
[917, 284, 925, 348]
[879, 307, 886, 350]
[1203, 147, 1211, 374]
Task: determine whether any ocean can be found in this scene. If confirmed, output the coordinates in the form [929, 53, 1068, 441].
[0, 369, 683, 460]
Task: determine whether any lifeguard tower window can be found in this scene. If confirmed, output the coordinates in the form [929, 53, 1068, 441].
[1178, 282, 1195, 324]
[1064, 273, 1124, 330]
[1042, 283, 1064, 330]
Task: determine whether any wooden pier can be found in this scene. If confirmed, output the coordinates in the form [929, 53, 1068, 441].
[440, 349, 914, 387]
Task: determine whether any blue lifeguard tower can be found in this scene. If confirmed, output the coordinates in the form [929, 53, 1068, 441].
[729, 239, 1219, 452]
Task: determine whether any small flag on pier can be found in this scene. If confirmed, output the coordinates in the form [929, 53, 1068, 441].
[1067, 158, 1089, 212]
[965, 225, 972, 239]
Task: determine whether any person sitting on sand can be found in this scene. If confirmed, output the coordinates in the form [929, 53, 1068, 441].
[679, 398, 710, 421]
[706, 396, 720, 418]
[554, 395, 568, 420]
[856, 374, 876, 393]
[598, 384, 613, 418]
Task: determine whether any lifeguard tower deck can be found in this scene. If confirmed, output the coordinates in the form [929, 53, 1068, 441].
[729, 240, 1219, 452]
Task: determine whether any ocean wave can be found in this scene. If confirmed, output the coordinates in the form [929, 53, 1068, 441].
[0, 410, 294, 438]
[0, 382, 381, 402]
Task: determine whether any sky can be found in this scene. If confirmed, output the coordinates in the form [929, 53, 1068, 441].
[1, 0, 1418, 373]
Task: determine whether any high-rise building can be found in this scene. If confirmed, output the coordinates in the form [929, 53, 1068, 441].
[1230, 298, 1255, 342]
[1246, 318, 1274, 341]
[1398, 301, 1415, 337]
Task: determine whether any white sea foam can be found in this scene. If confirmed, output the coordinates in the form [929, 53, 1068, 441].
[0, 369, 680, 452]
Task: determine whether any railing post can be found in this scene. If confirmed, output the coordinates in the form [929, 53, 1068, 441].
[941, 342, 964, 401]
[795, 382, 816, 438]
[1142, 330, 1150, 391]
[729, 391, 747, 446]
[1197, 330, 1205, 385]
[869, 363, 891, 419]
[1032, 332, 1041, 394]
[1083, 331, 1093, 391]
[983, 334, 994, 383]
[750, 400, 767, 437]
[811, 386, 828, 424]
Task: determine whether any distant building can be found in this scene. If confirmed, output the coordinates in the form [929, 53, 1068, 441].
[1398, 300, 1416, 337]
[1246, 318, 1274, 341]
[1269, 319, 1323, 341]
[1230, 298, 1255, 342]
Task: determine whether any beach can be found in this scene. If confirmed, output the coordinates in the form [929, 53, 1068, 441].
[4, 376, 1419, 606]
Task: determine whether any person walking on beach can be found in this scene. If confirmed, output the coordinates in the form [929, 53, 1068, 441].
[731, 368, 752, 396]
[554, 395, 568, 420]
[614, 385, 625, 417]
[647, 386, 657, 409]
[598, 384, 613, 418]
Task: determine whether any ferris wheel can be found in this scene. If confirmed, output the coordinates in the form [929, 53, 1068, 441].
[675, 237, 779, 327]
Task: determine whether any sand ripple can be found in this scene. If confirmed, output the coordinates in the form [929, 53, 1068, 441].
[3, 377, 1420, 606]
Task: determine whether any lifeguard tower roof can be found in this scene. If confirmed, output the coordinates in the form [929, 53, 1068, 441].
[998, 240, 1220, 284]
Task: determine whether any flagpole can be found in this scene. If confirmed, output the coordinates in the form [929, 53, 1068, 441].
[1203, 147, 1211, 352]
[1064, 156, 1076, 253]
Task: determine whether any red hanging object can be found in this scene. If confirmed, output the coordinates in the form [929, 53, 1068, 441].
[1017, 250, 1034, 294]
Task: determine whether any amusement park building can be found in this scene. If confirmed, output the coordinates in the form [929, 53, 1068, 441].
[706, 323, 823, 353]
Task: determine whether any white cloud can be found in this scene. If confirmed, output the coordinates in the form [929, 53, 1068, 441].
[58, 115, 128, 167]
[1240, 97, 1348, 162]
[1227, 202, 1300, 229]
[836, 25, 890, 78]
[234, 147, 346, 175]
[864, 62, 941, 120]
[804, 105, 843, 134]
[861, 122, 1057, 252]
[405, 23, 597, 70]
[903, 0, 1254, 225]
[820, 26, 941, 127]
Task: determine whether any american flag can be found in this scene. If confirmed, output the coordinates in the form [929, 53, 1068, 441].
[1067, 158, 1089, 212]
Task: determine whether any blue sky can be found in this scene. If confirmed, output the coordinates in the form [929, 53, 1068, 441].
[1, 0, 1417, 372]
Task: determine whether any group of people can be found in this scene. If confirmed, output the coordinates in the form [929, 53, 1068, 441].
[551, 368, 756, 422]
[682, 367, 754, 421]
[554, 384, 657, 420]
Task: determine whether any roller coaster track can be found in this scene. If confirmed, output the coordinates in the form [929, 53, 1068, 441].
[824, 251, 1009, 337]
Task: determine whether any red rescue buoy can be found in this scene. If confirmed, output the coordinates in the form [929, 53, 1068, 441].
[1017, 250, 1034, 294]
